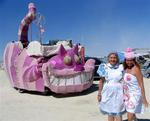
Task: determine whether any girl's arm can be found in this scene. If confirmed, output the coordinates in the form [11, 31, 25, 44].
[97, 77, 104, 102]
[135, 66, 149, 107]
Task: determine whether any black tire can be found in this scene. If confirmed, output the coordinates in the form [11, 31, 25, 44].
[41, 87, 51, 95]
[18, 89, 26, 93]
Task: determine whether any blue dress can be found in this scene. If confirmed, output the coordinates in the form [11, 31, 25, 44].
[97, 63, 125, 116]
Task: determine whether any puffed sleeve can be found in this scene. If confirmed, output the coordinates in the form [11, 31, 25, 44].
[119, 64, 124, 72]
[97, 63, 106, 77]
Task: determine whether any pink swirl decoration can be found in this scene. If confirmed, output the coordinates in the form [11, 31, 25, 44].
[124, 94, 130, 101]
[126, 75, 131, 81]
[123, 85, 128, 91]
[127, 101, 135, 109]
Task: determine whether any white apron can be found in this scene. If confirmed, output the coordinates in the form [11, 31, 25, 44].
[97, 63, 125, 116]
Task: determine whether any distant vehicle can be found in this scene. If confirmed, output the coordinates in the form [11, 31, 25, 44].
[141, 60, 150, 78]
[136, 54, 150, 78]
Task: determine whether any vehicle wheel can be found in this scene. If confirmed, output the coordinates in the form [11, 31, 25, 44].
[18, 89, 26, 93]
[42, 87, 51, 95]
[14, 87, 18, 90]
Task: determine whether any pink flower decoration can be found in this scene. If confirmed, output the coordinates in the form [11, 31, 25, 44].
[127, 101, 135, 109]
[123, 85, 128, 91]
[124, 94, 130, 101]
[126, 75, 131, 81]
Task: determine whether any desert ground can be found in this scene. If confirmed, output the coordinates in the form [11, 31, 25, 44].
[0, 69, 150, 121]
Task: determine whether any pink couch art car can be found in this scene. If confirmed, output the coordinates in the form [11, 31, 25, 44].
[3, 3, 95, 94]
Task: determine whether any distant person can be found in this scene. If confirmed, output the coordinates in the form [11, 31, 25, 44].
[97, 52, 125, 121]
[123, 48, 149, 121]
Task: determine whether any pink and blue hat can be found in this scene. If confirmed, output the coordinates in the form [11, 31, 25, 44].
[124, 48, 135, 59]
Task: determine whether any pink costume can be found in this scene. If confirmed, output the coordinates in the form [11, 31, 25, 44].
[123, 48, 144, 113]
[123, 73, 144, 113]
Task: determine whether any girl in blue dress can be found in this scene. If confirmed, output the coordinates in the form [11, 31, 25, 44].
[97, 53, 125, 121]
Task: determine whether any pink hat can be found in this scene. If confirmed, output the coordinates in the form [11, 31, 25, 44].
[124, 48, 135, 59]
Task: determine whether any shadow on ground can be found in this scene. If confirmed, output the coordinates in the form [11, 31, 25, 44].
[124, 119, 150, 121]
[14, 87, 52, 96]
[15, 83, 99, 98]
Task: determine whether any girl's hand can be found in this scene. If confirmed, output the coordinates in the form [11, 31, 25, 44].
[97, 94, 101, 102]
[142, 98, 149, 107]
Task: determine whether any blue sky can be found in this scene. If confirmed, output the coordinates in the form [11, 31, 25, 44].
[0, 0, 150, 61]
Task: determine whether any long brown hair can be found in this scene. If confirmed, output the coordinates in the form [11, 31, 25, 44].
[123, 58, 140, 70]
